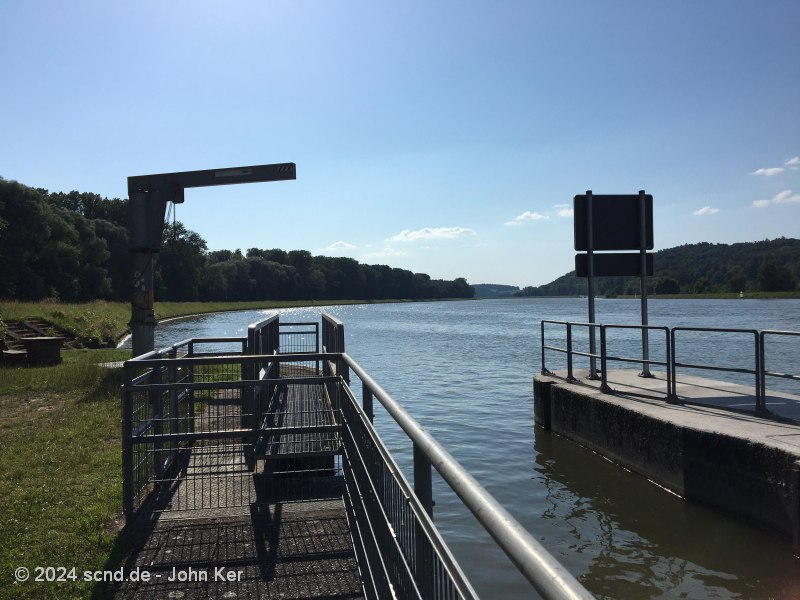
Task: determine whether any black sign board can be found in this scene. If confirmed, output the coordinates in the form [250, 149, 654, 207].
[575, 252, 654, 277]
[574, 194, 653, 251]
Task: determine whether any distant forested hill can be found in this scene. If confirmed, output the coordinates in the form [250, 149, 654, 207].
[516, 239, 800, 297]
[471, 284, 521, 298]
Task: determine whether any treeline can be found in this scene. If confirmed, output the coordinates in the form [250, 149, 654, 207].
[516, 239, 800, 297]
[0, 178, 474, 302]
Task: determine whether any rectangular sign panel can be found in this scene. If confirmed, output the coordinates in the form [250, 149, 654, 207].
[575, 252, 654, 277]
[574, 194, 653, 251]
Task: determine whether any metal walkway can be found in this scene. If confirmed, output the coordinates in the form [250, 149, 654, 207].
[118, 314, 592, 600]
[115, 356, 362, 599]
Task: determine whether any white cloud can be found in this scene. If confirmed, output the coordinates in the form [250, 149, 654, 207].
[557, 207, 574, 217]
[773, 189, 800, 204]
[364, 247, 408, 258]
[504, 211, 549, 225]
[752, 199, 770, 208]
[693, 206, 720, 216]
[751, 167, 784, 176]
[387, 227, 476, 242]
[325, 241, 356, 251]
[785, 156, 800, 170]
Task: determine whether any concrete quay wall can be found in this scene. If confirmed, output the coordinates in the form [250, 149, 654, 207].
[533, 374, 800, 543]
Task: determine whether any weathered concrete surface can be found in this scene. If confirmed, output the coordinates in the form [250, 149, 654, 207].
[534, 369, 800, 543]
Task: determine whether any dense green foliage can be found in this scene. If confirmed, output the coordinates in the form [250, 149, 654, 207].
[0, 178, 474, 302]
[516, 239, 800, 297]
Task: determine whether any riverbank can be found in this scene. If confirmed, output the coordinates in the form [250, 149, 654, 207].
[0, 348, 130, 599]
[0, 298, 451, 349]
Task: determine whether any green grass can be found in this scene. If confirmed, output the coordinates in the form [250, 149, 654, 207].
[0, 349, 130, 599]
[0, 298, 417, 348]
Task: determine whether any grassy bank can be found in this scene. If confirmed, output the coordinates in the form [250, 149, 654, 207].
[0, 349, 130, 599]
[0, 298, 403, 348]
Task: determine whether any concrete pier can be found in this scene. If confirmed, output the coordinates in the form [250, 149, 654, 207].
[533, 369, 800, 551]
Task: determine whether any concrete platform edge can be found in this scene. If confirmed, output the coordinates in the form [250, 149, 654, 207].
[533, 374, 799, 550]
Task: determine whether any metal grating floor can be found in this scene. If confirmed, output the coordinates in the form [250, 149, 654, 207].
[118, 380, 361, 598]
[112, 501, 363, 599]
[259, 382, 339, 459]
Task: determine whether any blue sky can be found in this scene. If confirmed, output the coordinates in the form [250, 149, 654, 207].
[1, 1, 798, 287]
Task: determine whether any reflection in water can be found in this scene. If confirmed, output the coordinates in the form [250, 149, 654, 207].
[533, 431, 800, 599]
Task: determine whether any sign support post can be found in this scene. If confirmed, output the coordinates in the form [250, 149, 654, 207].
[638, 189, 652, 377]
[573, 190, 654, 383]
[586, 190, 598, 379]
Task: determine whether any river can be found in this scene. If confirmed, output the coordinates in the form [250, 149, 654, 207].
[128, 297, 800, 599]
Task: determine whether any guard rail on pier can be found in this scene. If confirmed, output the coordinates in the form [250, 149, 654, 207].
[541, 320, 800, 417]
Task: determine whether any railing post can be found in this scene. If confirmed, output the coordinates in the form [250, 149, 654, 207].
[666, 326, 679, 404]
[168, 357, 178, 467]
[122, 366, 134, 520]
[151, 364, 164, 480]
[566, 322, 574, 382]
[600, 326, 611, 393]
[413, 442, 433, 518]
[413, 441, 434, 598]
[755, 330, 764, 413]
[540, 321, 547, 375]
[362, 382, 374, 423]
[670, 328, 678, 398]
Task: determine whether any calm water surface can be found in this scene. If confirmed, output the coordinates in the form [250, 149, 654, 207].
[140, 298, 800, 599]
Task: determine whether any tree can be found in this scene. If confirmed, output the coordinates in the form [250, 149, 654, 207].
[156, 222, 208, 301]
[724, 266, 747, 293]
[757, 261, 794, 292]
[653, 277, 680, 295]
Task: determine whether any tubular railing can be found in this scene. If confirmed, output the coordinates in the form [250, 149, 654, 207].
[600, 324, 671, 398]
[759, 330, 800, 403]
[541, 320, 601, 381]
[541, 320, 800, 415]
[343, 353, 593, 600]
[670, 326, 762, 410]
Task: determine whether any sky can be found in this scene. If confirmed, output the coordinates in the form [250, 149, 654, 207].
[1, 1, 798, 288]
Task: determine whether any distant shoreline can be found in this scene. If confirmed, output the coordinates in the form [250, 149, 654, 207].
[509, 291, 800, 300]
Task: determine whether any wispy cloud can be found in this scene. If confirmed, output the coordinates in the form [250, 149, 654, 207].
[364, 247, 408, 258]
[751, 156, 800, 175]
[752, 167, 784, 176]
[325, 241, 356, 251]
[751, 189, 800, 208]
[552, 203, 573, 217]
[387, 227, 476, 242]
[693, 206, 720, 216]
[773, 189, 800, 204]
[504, 211, 549, 226]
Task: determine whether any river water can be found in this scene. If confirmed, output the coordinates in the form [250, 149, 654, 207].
[134, 298, 800, 599]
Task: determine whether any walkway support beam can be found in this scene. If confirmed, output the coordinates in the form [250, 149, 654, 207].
[127, 163, 296, 356]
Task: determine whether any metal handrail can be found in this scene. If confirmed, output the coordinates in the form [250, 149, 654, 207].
[539, 320, 797, 416]
[759, 330, 800, 401]
[343, 352, 593, 600]
[600, 324, 672, 399]
[671, 326, 762, 410]
[541, 320, 601, 382]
